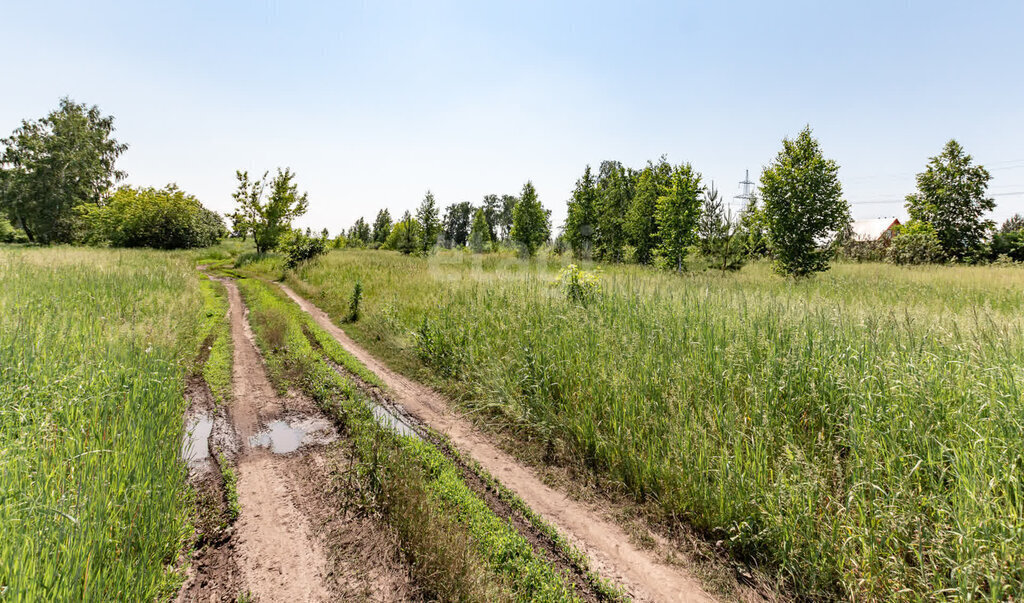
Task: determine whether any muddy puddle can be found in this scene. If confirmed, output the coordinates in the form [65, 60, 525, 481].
[183, 414, 214, 463]
[371, 404, 420, 439]
[248, 416, 337, 453]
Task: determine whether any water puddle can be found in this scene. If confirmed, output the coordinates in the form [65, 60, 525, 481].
[372, 405, 420, 439]
[248, 417, 337, 453]
[183, 414, 214, 463]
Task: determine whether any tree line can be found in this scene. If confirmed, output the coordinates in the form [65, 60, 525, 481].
[0, 98, 227, 248]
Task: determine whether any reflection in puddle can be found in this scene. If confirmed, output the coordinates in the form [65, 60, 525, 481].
[249, 417, 337, 453]
[372, 405, 420, 439]
[183, 415, 213, 463]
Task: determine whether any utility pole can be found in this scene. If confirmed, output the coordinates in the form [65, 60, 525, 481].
[732, 169, 755, 213]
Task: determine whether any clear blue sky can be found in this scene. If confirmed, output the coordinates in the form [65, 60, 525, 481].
[2, 0, 1022, 233]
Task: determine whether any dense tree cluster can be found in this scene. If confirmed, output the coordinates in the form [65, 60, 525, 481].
[84, 185, 226, 249]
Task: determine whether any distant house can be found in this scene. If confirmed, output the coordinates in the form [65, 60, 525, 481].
[850, 218, 900, 243]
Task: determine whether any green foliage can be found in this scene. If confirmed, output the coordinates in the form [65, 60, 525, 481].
[284, 229, 328, 269]
[737, 194, 769, 257]
[469, 207, 491, 253]
[296, 250, 1024, 601]
[510, 181, 551, 257]
[217, 453, 241, 521]
[593, 161, 635, 262]
[989, 230, 1024, 263]
[384, 211, 422, 255]
[0, 97, 127, 244]
[761, 126, 849, 278]
[231, 168, 309, 254]
[415, 190, 441, 252]
[199, 278, 233, 405]
[347, 280, 363, 322]
[656, 163, 703, 272]
[442, 201, 473, 247]
[554, 264, 600, 305]
[1002, 213, 1024, 233]
[0, 247, 200, 600]
[347, 217, 371, 246]
[887, 220, 944, 265]
[372, 208, 393, 246]
[83, 184, 225, 249]
[564, 165, 598, 259]
[626, 158, 671, 264]
[906, 140, 994, 261]
[0, 215, 16, 242]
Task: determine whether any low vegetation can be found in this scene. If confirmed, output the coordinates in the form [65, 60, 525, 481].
[0, 247, 202, 600]
[287, 249, 1024, 601]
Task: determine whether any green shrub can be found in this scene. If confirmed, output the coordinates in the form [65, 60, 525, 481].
[989, 230, 1024, 263]
[83, 185, 226, 249]
[284, 231, 327, 269]
[887, 220, 943, 264]
[554, 264, 600, 305]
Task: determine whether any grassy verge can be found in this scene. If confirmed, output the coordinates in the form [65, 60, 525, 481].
[283, 249, 1024, 601]
[235, 276, 585, 602]
[0, 247, 203, 601]
[198, 275, 232, 404]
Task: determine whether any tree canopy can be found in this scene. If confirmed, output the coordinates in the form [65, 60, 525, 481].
[761, 126, 849, 277]
[0, 98, 126, 244]
[656, 163, 703, 272]
[510, 181, 550, 257]
[231, 168, 309, 254]
[84, 184, 224, 249]
[905, 140, 994, 261]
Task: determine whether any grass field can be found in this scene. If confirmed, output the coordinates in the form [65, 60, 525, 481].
[0, 247, 203, 601]
[284, 249, 1024, 600]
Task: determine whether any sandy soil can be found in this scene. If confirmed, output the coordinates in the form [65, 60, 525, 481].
[279, 282, 716, 603]
[179, 280, 413, 602]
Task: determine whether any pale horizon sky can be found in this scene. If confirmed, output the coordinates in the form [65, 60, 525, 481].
[2, 1, 1023, 235]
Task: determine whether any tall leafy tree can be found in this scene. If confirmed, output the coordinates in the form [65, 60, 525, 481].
[761, 126, 849, 277]
[372, 208, 392, 245]
[469, 207, 491, 252]
[510, 181, 550, 257]
[416, 190, 441, 252]
[594, 161, 636, 262]
[347, 217, 371, 245]
[565, 165, 598, 259]
[625, 158, 672, 264]
[0, 97, 127, 243]
[656, 163, 703, 272]
[231, 168, 309, 254]
[481, 194, 502, 241]
[497, 194, 518, 241]
[905, 139, 994, 261]
[737, 193, 769, 258]
[442, 201, 473, 247]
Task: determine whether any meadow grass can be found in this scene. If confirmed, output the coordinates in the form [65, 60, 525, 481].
[288, 249, 1024, 600]
[0, 247, 203, 601]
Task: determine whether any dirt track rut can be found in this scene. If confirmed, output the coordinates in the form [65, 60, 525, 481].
[279, 282, 715, 603]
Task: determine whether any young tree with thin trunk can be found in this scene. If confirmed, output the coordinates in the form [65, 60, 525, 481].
[469, 207, 491, 253]
[510, 181, 550, 257]
[416, 190, 441, 252]
[231, 168, 309, 254]
[372, 208, 392, 246]
[656, 163, 702, 272]
[565, 165, 598, 260]
[761, 126, 849, 277]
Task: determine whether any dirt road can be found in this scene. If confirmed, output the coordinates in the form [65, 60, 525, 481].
[178, 281, 411, 602]
[279, 283, 716, 603]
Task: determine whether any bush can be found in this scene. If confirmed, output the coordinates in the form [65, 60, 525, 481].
[887, 220, 943, 265]
[989, 231, 1024, 263]
[0, 216, 15, 242]
[83, 185, 226, 249]
[284, 231, 328, 269]
[554, 264, 600, 305]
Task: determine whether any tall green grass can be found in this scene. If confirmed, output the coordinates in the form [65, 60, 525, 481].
[290, 250, 1024, 600]
[0, 247, 202, 601]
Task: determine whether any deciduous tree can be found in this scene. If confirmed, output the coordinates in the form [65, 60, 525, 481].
[565, 165, 598, 259]
[625, 158, 671, 264]
[372, 208, 392, 246]
[469, 207, 491, 252]
[761, 126, 849, 277]
[384, 211, 421, 255]
[442, 201, 473, 247]
[0, 98, 127, 243]
[231, 168, 309, 254]
[510, 181, 550, 257]
[656, 163, 702, 272]
[905, 140, 994, 261]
